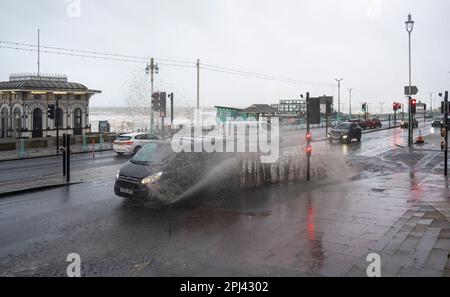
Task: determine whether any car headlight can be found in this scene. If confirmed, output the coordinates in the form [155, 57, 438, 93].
[116, 170, 120, 180]
[327, 133, 331, 138]
[141, 171, 162, 184]
[342, 134, 348, 139]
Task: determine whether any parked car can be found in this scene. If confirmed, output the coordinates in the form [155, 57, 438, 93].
[328, 122, 362, 144]
[400, 119, 418, 129]
[365, 118, 382, 129]
[113, 132, 160, 155]
[348, 119, 367, 129]
[114, 141, 241, 203]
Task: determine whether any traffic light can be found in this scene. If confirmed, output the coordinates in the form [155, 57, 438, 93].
[305, 144, 312, 156]
[393, 102, 396, 111]
[411, 99, 417, 114]
[441, 128, 446, 138]
[306, 132, 312, 142]
[48, 104, 55, 120]
[362, 103, 366, 112]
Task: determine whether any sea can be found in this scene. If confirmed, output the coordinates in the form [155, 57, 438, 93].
[89, 106, 217, 133]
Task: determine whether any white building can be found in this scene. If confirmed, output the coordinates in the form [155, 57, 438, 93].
[0, 73, 101, 139]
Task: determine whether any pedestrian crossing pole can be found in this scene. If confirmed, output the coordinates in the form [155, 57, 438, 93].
[306, 92, 311, 182]
[444, 91, 448, 177]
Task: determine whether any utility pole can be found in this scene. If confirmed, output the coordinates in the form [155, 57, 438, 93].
[379, 102, 384, 116]
[348, 88, 353, 118]
[335, 78, 343, 122]
[196, 59, 200, 109]
[37, 29, 40, 76]
[429, 92, 433, 113]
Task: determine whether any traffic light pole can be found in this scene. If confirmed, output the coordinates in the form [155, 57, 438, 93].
[445, 91, 448, 177]
[170, 92, 174, 126]
[408, 96, 413, 147]
[306, 92, 311, 182]
[56, 97, 59, 155]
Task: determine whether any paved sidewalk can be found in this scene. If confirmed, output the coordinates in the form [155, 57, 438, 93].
[0, 162, 122, 197]
[0, 143, 113, 162]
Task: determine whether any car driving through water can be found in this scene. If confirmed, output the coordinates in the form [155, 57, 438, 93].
[114, 140, 242, 204]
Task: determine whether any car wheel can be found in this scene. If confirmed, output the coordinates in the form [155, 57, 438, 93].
[133, 146, 141, 154]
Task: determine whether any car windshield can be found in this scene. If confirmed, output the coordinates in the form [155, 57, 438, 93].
[117, 136, 132, 141]
[130, 142, 174, 165]
[334, 123, 350, 130]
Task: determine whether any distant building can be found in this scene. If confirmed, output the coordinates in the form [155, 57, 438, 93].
[0, 73, 101, 139]
[215, 104, 278, 122]
[271, 99, 306, 115]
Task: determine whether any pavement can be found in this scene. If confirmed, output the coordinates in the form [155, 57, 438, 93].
[0, 142, 113, 162]
[0, 121, 449, 276]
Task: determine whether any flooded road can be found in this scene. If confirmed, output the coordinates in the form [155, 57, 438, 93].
[1, 122, 447, 276]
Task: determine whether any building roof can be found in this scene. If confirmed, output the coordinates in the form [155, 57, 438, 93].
[241, 104, 279, 114]
[214, 106, 243, 111]
[0, 73, 101, 93]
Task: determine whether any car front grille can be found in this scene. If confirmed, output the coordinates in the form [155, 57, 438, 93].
[119, 175, 140, 182]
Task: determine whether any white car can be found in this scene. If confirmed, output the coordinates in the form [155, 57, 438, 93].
[113, 133, 160, 155]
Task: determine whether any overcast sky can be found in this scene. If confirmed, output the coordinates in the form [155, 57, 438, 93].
[1, 0, 450, 112]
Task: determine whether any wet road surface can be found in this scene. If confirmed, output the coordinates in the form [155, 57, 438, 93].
[1, 121, 447, 276]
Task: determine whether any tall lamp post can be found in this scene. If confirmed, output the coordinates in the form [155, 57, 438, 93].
[145, 58, 159, 133]
[405, 13, 414, 147]
[335, 78, 343, 122]
[348, 88, 353, 118]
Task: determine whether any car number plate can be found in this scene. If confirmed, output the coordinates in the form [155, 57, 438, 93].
[120, 187, 133, 194]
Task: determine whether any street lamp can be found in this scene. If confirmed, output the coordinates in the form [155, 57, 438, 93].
[348, 88, 353, 118]
[145, 58, 159, 133]
[335, 78, 343, 122]
[405, 13, 414, 147]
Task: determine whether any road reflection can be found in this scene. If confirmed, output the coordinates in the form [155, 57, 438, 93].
[306, 193, 324, 272]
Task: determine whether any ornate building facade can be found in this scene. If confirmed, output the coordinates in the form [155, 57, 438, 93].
[0, 73, 101, 139]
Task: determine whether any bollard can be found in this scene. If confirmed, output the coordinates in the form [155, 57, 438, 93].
[66, 134, 71, 183]
[18, 138, 26, 159]
[82, 134, 88, 152]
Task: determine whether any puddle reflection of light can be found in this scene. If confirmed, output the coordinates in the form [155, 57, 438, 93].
[341, 144, 348, 155]
[307, 206, 315, 241]
[430, 127, 435, 134]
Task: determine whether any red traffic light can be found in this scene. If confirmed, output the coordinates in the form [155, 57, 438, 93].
[305, 144, 312, 155]
[411, 99, 416, 106]
[306, 132, 312, 142]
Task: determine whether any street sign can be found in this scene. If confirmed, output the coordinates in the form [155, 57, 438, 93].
[404, 86, 418, 96]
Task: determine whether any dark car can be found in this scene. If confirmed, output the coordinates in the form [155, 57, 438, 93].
[328, 122, 362, 144]
[348, 119, 366, 129]
[114, 140, 241, 203]
[400, 119, 418, 129]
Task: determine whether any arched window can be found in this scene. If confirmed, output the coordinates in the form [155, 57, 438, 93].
[0, 107, 8, 138]
[13, 107, 22, 137]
